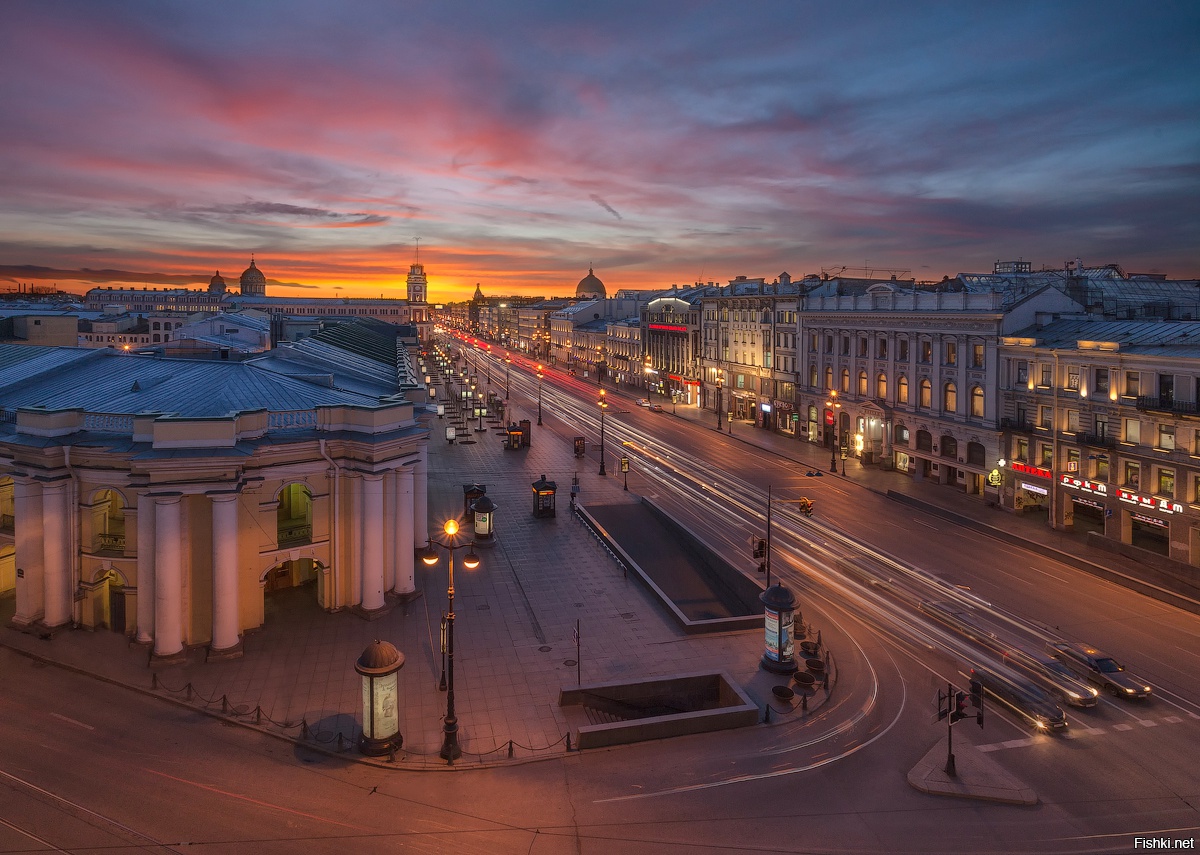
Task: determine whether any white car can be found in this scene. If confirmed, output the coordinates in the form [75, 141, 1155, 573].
[636, 398, 651, 407]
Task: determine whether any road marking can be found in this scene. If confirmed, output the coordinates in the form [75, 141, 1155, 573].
[1164, 715, 1183, 724]
[49, 712, 94, 731]
[1113, 723, 1133, 731]
[1138, 719, 1158, 727]
[1001, 737, 1034, 749]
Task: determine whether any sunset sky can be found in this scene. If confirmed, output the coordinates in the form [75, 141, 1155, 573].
[1, 1, 1197, 302]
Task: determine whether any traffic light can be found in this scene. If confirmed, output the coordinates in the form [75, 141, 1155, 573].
[969, 677, 984, 727]
[950, 691, 967, 723]
[752, 538, 766, 559]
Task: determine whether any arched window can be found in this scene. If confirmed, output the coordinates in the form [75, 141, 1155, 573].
[941, 435, 958, 459]
[824, 366, 834, 390]
[857, 370, 868, 395]
[876, 373, 887, 399]
[897, 375, 909, 404]
[840, 368, 850, 393]
[894, 423, 910, 445]
[809, 364, 818, 388]
[919, 378, 932, 408]
[943, 382, 957, 413]
[970, 385, 984, 417]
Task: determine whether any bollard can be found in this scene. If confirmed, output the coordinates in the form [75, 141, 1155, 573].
[152, 673, 158, 690]
[823, 673, 830, 692]
[801, 692, 808, 712]
[186, 684, 193, 701]
[255, 706, 262, 725]
[389, 746, 396, 763]
[824, 648, 830, 666]
[566, 733, 572, 752]
[221, 695, 228, 714]
[508, 740, 514, 759]
[764, 703, 772, 723]
[301, 719, 310, 739]
[337, 732, 345, 751]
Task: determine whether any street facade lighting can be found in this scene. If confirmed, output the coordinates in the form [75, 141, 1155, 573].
[504, 354, 512, 400]
[716, 369, 725, 430]
[536, 364, 544, 425]
[419, 519, 481, 764]
[825, 390, 842, 473]
[597, 388, 609, 476]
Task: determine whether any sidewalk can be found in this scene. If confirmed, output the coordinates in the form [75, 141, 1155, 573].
[0, 384, 834, 769]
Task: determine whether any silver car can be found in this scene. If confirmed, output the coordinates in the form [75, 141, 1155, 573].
[1046, 641, 1153, 699]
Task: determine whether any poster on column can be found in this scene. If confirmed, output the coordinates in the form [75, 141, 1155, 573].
[364, 672, 399, 739]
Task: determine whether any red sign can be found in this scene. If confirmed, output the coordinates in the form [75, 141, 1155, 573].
[1116, 488, 1183, 515]
[649, 323, 688, 332]
[825, 410, 834, 425]
[1059, 474, 1108, 496]
[1010, 461, 1051, 479]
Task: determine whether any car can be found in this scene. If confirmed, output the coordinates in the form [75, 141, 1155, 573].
[649, 404, 664, 413]
[1045, 641, 1152, 699]
[971, 666, 1068, 732]
[636, 398, 651, 407]
[1001, 648, 1099, 708]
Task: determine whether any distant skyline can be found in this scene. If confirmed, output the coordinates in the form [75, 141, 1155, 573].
[1, 1, 1197, 301]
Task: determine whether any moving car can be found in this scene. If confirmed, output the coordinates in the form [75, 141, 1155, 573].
[1001, 648, 1099, 708]
[1045, 641, 1153, 699]
[649, 404, 664, 413]
[971, 666, 1068, 731]
[636, 398, 651, 407]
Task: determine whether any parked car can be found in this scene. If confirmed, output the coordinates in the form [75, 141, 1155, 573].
[971, 666, 1068, 732]
[1045, 641, 1153, 699]
[1001, 648, 1099, 708]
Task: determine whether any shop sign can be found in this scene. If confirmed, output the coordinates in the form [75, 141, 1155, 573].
[1060, 474, 1108, 496]
[1116, 488, 1183, 515]
[1011, 461, 1051, 479]
[761, 403, 773, 413]
[1019, 481, 1049, 496]
[1072, 496, 1104, 510]
[648, 323, 688, 332]
[1131, 513, 1168, 528]
[986, 469, 1003, 487]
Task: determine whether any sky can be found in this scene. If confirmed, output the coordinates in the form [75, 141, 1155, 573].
[0, 1, 1197, 302]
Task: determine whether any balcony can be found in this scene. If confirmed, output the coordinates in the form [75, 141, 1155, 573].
[999, 417, 1034, 433]
[1136, 396, 1199, 415]
[278, 523, 313, 548]
[96, 533, 126, 554]
[1075, 432, 1117, 449]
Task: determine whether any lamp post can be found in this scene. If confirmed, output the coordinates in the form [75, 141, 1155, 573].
[419, 519, 481, 764]
[536, 364, 544, 425]
[597, 389, 608, 476]
[504, 355, 511, 400]
[716, 370, 724, 430]
[825, 390, 842, 473]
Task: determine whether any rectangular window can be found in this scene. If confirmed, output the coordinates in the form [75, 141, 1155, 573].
[1016, 438, 1029, 461]
[1066, 448, 1080, 472]
[1040, 363, 1052, 386]
[809, 333, 818, 353]
[1125, 371, 1139, 396]
[1095, 455, 1110, 481]
[945, 342, 957, 366]
[971, 344, 984, 368]
[920, 341, 932, 363]
[1066, 366, 1080, 390]
[1067, 410, 1080, 432]
[1094, 369, 1109, 394]
[1124, 461, 1140, 489]
[824, 335, 833, 354]
[1158, 424, 1176, 450]
[876, 338, 888, 359]
[1039, 406, 1052, 429]
[1158, 468, 1175, 498]
[1124, 418, 1141, 444]
[1016, 361, 1028, 384]
[857, 337, 868, 357]
[1040, 443, 1053, 467]
[1095, 415, 1109, 438]
[841, 336, 850, 355]
[898, 339, 909, 361]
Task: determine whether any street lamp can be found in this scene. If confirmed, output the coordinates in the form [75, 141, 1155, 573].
[419, 519, 481, 764]
[536, 364, 544, 426]
[825, 390, 842, 473]
[597, 388, 608, 476]
[504, 355, 512, 400]
[716, 369, 724, 430]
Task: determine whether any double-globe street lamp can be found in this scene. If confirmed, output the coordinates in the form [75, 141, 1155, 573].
[504, 355, 512, 400]
[716, 369, 724, 431]
[419, 519, 481, 764]
[825, 389, 843, 474]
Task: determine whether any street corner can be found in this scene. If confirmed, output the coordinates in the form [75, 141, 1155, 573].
[906, 735, 1038, 806]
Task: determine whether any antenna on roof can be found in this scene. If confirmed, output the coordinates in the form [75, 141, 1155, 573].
[414, 237, 420, 264]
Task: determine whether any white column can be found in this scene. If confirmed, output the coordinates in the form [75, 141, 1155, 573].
[41, 478, 72, 630]
[413, 446, 429, 545]
[153, 494, 184, 659]
[383, 471, 397, 593]
[360, 474, 385, 611]
[393, 466, 415, 595]
[135, 493, 156, 644]
[12, 475, 44, 627]
[210, 494, 240, 652]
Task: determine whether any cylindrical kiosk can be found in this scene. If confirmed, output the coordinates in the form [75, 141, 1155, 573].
[355, 639, 405, 756]
[471, 495, 497, 547]
[759, 583, 799, 674]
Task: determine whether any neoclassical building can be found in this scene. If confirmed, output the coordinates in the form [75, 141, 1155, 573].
[0, 342, 429, 662]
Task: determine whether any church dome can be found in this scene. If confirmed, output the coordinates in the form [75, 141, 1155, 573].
[576, 267, 606, 298]
[239, 259, 267, 296]
[208, 270, 226, 293]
